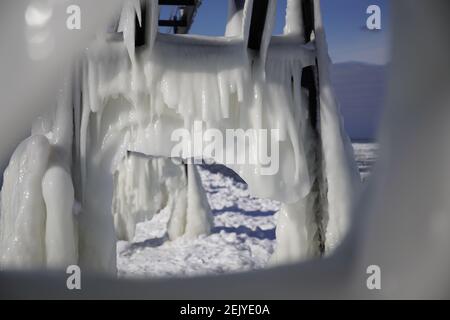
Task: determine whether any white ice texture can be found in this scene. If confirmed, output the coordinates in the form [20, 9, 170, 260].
[0, 0, 359, 273]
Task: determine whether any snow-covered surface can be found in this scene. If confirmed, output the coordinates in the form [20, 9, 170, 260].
[117, 143, 377, 278]
[117, 165, 280, 278]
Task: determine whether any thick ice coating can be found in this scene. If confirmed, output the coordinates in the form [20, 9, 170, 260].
[112, 153, 211, 242]
[0, 0, 359, 272]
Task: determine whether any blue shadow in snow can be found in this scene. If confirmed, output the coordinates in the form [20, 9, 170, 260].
[213, 206, 276, 217]
[212, 226, 276, 240]
[128, 235, 167, 250]
[200, 163, 246, 184]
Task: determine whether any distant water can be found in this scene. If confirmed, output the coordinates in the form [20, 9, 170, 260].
[201, 143, 379, 184]
[352, 143, 378, 181]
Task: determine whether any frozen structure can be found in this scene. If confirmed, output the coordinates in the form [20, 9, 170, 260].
[0, 0, 359, 273]
[2, 0, 450, 300]
[112, 154, 211, 242]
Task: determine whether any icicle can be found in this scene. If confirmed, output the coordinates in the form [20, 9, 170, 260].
[258, 0, 278, 67]
[147, 0, 159, 54]
[184, 164, 212, 238]
[112, 154, 188, 241]
[270, 195, 319, 264]
[112, 155, 212, 242]
[52, 74, 74, 164]
[118, 0, 141, 62]
[42, 166, 77, 268]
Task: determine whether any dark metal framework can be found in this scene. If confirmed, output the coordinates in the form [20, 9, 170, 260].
[247, 0, 269, 51]
[132, 0, 201, 44]
[298, 0, 327, 255]
[158, 0, 201, 34]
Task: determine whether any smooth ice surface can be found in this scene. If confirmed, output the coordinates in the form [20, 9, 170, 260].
[42, 166, 77, 269]
[0, 74, 76, 269]
[0, 136, 50, 268]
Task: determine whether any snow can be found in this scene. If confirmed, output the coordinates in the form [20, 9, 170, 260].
[117, 143, 376, 278]
[117, 165, 279, 278]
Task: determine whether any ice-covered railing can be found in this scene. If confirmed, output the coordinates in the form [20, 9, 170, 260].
[0, 0, 359, 273]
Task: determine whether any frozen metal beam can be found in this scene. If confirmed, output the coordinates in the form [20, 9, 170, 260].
[158, 0, 196, 6]
[247, 0, 269, 51]
[302, 0, 315, 43]
[158, 18, 188, 28]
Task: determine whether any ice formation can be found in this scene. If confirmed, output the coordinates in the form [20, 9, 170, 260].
[112, 154, 211, 242]
[0, 0, 359, 273]
[0, 78, 78, 269]
[225, 0, 245, 37]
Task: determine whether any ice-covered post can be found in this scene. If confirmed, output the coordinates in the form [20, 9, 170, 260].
[247, 0, 270, 52]
[271, 0, 326, 264]
[273, 0, 360, 260]
[184, 164, 212, 238]
[284, 0, 304, 38]
[312, 0, 360, 252]
[225, 0, 245, 36]
[244, 0, 277, 71]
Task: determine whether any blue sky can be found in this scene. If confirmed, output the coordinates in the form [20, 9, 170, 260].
[180, 0, 390, 65]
